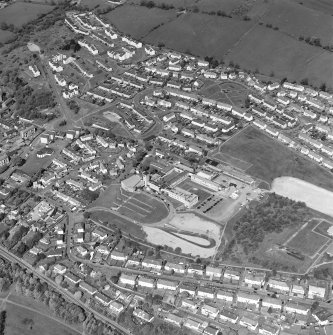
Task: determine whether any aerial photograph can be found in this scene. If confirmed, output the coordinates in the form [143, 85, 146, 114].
[0, 0, 332, 334]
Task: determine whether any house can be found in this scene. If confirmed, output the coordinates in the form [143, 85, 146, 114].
[94, 292, 111, 306]
[291, 284, 305, 297]
[219, 308, 238, 324]
[259, 324, 279, 335]
[216, 290, 233, 303]
[91, 228, 108, 241]
[308, 284, 326, 300]
[137, 277, 155, 288]
[133, 308, 154, 323]
[119, 273, 137, 286]
[253, 119, 267, 130]
[79, 281, 97, 295]
[188, 263, 204, 276]
[179, 283, 196, 296]
[141, 258, 162, 271]
[110, 250, 127, 262]
[109, 301, 124, 315]
[239, 316, 258, 331]
[244, 271, 266, 287]
[64, 272, 81, 285]
[164, 313, 182, 327]
[237, 292, 260, 307]
[53, 264, 66, 275]
[204, 325, 220, 335]
[29, 64, 40, 77]
[183, 318, 201, 332]
[201, 304, 219, 319]
[267, 279, 290, 293]
[156, 279, 178, 291]
[205, 266, 222, 279]
[0, 153, 9, 167]
[284, 302, 309, 315]
[181, 299, 197, 311]
[224, 269, 241, 281]
[197, 287, 215, 300]
[261, 297, 282, 311]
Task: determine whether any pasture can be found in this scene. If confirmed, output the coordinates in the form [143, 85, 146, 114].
[0, 3, 55, 28]
[261, 0, 333, 45]
[103, 4, 178, 39]
[286, 219, 330, 257]
[225, 25, 333, 88]
[144, 12, 253, 59]
[220, 126, 333, 191]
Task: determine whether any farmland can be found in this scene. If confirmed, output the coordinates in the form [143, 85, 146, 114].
[144, 13, 253, 59]
[0, 3, 55, 28]
[219, 126, 333, 191]
[102, 4, 179, 40]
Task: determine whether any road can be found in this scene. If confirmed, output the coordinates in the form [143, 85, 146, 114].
[0, 246, 131, 335]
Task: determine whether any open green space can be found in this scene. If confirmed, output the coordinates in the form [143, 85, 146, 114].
[220, 126, 333, 191]
[4, 299, 80, 335]
[144, 12, 252, 59]
[0, 3, 55, 28]
[103, 4, 178, 40]
[314, 220, 333, 239]
[213, 152, 252, 171]
[286, 219, 329, 257]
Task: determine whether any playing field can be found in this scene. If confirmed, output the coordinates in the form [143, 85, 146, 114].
[314, 220, 333, 239]
[220, 126, 333, 191]
[177, 179, 211, 203]
[91, 185, 169, 223]
[213, 152, 252, 171]
[0, 3, 54, 28]
[286, 219, 330, 257]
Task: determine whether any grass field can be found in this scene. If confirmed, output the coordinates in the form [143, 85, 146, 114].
[103, 4, 178, 40]
[261, 0, 333, 45]
[0, 3, 54, 28]
[0, 29, 15, 43]
[213, 152, 252, 171]
[225, 25, 332, 87]
[4, 294, 80, 335]
[144, 12, 253, 59]
[286, 219, 329, 257]
[314, 220, 333, 239]
[219, 126, 333, 191]
[21, 151, 53, 176]
[92, 185, 169, 223]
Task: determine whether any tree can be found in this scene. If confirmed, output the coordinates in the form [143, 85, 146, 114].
[320, 83, 327, 92]
[300, 78, 308, 85]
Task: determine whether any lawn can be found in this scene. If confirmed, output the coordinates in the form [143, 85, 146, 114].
[4, 297, 80, 335]
[0, 3, 55, 28]
[219, 126, 333, 191]
[213, 152, 252, 171]
[286, 219, 330, 257]
[103, 4, 178, 40]
[226, 25, 333, 88]
[144, 12, 253, 59]
[21, 152, 53, 176]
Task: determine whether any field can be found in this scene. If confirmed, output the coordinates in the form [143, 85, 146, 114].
[102, 4, 178, 40]
[3, 294, 80, 335]
[314, 220, 333, 238]
[0, 29, 15, 43]
[213, 152, 252, 171]
[91, 184, 169, 223]
[261, 0, 333, 45]
[144, 13, 253, 59]
[225, 25, 332, 87]
[272, 177, 333, 217]
[21, 151, 53, 176]
[0, 3, 54, 28]
[286, 219, 330, 257]
[219, 126, 333, 191]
